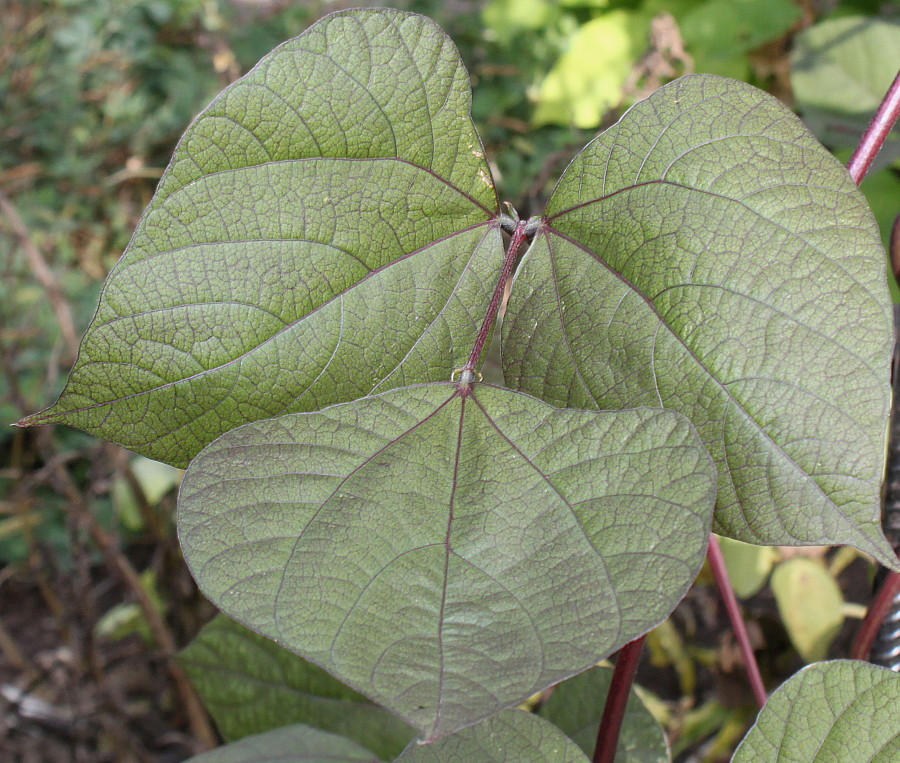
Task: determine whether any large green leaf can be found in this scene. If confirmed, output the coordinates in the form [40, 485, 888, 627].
[179, 615, 414, 759]
[20, 9, 500, 467]
[394, 709, 589, 762]
[536, 667, 670, 761]
[188, 724, 381, 763]
[502, 74, 897, 565]
[178, 382, 715, 740]
[732, 660, 900, 762]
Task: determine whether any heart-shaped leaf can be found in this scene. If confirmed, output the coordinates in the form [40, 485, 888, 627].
[732, 660, 900, 762]
[20, 9, 500, 467]
[188, 724, 381, 763]
[536, 667, 669, 761]
[178, 382, 715, 740]
[394, 709, 589, 762]
[179, 615, 414, 759]
[502, 74, 896, 565]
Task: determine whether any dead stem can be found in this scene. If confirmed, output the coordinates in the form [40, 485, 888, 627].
[0, 189, 79, 364]
[35, 429, 218, 752]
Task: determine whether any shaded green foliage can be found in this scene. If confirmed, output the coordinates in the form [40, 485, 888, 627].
[180, 615, 415, 759]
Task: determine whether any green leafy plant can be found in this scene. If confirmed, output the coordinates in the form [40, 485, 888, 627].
[19, 8, 900, 760]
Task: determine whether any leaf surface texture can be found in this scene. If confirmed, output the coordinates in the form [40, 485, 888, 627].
[178, 383, 715, 739]
[503, 74, 895, 562]
[733, 660, 900, 762]
[24, 9, 500, 467]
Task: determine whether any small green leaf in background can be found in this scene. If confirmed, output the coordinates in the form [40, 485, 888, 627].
[536, 667, 670, 761]
[482, 0, 559, 43]
[95, 569, 165, 644]
[680, 0, 801, 80]
[771, 557, 844, 662]
[179, 615, 414, 760]
[503, 74, 897, 566]
[112, 455, 181, 531]
[20, 8, 501, 468]
[395, 709, 589, 762]
[732, 660, 900, 761]
[792, 17, 900, 122]
[717, 536, 778, 599]
[532, 11, 648, 127]
[178, 382, 715, 740]
[187, 723, 381, 763]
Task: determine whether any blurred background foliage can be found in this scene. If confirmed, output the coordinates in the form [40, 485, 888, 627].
[1, 1, 898, 760]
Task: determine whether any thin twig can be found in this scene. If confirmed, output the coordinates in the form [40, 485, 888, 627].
[592, 636, 645, 763]
[0, 616, 40, 681]
[846, 71, 900, 185]
[36, 431, 217, 752]
[706, 535, 767, 708]
[0, 189, 79, 363]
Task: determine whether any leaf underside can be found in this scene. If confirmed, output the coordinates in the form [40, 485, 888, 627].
[502, 74, 896, 564]
[21, 9, 500, 468]
[187, 723, 382, 763]
[395, 709, 590, 762]
[732, 660, 900, 762]
[177, 382, 715, 740]
[179, 614, 415, 759]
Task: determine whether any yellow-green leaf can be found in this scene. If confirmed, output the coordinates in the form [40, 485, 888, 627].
[771, 557, 843, 662]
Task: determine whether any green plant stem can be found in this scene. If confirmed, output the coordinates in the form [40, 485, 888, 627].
[592, 635, 644, 763]
[846, 71, 900, 185]
[460, 218, 528, 380]
[706, 535, 767, 708]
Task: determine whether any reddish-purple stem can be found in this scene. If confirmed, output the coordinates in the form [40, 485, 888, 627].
[846, 71, 900, 185]
[707, 535, 767, 708]
[592, 636, 644, 763]
[460, 219, 529, 378]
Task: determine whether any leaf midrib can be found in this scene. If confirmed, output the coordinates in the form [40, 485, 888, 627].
[34, 222, 495, 422]
[164, 156, 496, 219]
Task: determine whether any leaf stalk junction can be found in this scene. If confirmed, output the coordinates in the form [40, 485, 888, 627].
[456, 210, 540, 394]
